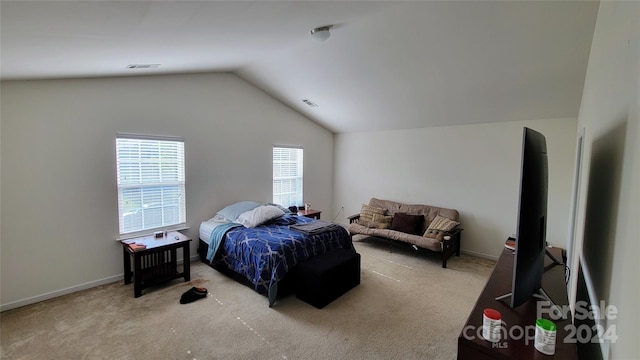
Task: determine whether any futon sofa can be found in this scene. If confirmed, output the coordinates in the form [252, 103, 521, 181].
[347, 198, 462, 268]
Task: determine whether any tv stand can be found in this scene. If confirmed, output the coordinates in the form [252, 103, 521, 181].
[494, 246, 565, 315]
[495, 287, 565, 320]
[545, 247, 564, 266]
[457, 247, 576, 360]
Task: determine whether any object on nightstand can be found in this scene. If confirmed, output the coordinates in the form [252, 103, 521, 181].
[505, 237, 516, 251]
[128, 243, 147, 251]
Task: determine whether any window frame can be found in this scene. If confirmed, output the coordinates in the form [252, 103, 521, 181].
[115, 133, 186, 236]
[272, 145, 304, 208]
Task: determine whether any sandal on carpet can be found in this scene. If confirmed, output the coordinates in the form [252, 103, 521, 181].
[179, 287, 208, 304]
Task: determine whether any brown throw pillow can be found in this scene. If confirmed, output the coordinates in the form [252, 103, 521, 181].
[423, 215, 460, 240]
[369, 213, 393, 229]
[428, 215, 460, 231]
[358, 204, 386, 227]
[390, 213, 424, 235]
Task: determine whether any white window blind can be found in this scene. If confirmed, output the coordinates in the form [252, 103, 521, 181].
[116, 135, 186, 234]
[273, 146, 303, 208]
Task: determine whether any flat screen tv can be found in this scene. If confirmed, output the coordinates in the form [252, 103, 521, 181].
[496, 127, 559, 308]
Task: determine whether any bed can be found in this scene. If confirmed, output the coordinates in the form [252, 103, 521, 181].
[198, 204, 353, 306]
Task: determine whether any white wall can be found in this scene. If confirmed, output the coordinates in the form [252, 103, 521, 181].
[0, 73, 335, 310]
[568, 1, 639, 359]
[334, 118, 577, 259]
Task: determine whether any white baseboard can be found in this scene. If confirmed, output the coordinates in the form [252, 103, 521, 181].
[460, 249, 499, 261]
[0, 274, 123, 312]
[1, 254, 202, 312]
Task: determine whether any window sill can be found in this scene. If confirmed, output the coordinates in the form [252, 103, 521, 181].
[115, 224, 190, 242]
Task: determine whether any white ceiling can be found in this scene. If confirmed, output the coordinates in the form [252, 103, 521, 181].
[1, 1, 599, 133]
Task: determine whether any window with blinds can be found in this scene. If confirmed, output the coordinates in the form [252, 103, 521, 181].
[273, 146, 303, 208]
[116, 135, 186, 234]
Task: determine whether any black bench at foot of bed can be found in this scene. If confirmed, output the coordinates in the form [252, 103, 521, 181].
[293, 249, 361, 309]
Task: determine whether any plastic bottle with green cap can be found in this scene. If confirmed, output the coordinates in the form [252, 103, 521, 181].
[534, 318, 557, 355]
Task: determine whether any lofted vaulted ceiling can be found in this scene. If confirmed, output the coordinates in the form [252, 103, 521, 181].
[0, 1, 599, 133]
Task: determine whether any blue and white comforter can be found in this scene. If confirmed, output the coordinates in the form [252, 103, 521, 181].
[205, 214, 352, 305]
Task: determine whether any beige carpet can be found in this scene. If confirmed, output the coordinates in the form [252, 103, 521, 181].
[0, 237, 495, 360]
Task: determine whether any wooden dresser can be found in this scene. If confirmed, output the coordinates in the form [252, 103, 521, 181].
[457, 247, 577, 360]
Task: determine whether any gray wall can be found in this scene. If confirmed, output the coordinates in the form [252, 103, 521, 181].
[568, 1, 639, 359]
[333, 118, 577, 259]
[0, 73, 335, 310]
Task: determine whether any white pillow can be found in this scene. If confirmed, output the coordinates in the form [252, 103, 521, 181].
[235, 205, 285, 228]
[216, 201, 261, 221]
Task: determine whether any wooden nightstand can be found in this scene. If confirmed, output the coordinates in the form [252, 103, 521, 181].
[297, 209, 321, 220]
[121, 231, 191, 297]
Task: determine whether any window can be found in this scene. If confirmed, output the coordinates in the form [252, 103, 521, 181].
[273, 146, 303, 208]
[116, 134, 186, 234]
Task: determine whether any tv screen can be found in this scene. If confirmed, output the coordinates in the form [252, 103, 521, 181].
[510, 127, 548, 308]
[496, 127, 549, 308]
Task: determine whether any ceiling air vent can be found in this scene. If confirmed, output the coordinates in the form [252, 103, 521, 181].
[302, 99, 318, 107]
[126, 64, 161, 69]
